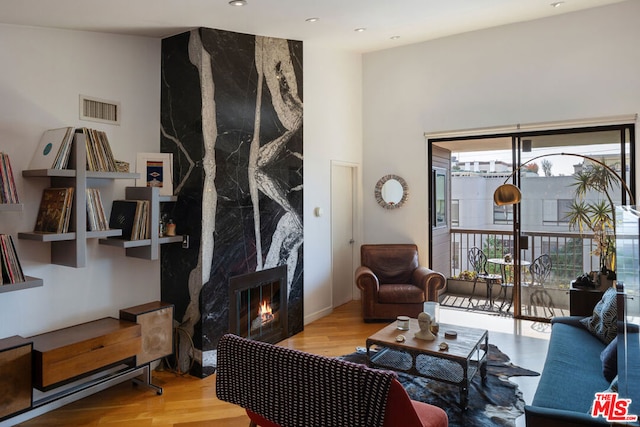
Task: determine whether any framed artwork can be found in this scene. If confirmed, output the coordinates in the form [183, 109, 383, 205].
[136, 152, 173, 196]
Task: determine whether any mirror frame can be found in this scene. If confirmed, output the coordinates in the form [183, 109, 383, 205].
[375, 174, 409, 209]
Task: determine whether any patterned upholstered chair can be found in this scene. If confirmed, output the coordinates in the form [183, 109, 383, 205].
[355, 244, 446, 321]
[216, 334, 448, 427]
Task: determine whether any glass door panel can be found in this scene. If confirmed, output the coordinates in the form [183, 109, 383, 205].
[518, 129, 627, 321]
[433, 136, 516, 312]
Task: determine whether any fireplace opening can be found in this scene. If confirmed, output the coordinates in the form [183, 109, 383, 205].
[229, 265, 288, 344]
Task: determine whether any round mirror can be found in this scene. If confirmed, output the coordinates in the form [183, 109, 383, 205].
[375, 174, 408, 209]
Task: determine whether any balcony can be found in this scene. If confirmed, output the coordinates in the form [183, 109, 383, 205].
[441, 228, 603, 318]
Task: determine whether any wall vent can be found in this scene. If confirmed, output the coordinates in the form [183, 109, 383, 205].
[79, 95, 120, 125]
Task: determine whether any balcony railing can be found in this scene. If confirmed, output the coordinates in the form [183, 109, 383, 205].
[450, 228, 600, 288]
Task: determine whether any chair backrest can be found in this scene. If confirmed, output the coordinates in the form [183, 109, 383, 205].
[216, 334, 396, 427]
[529, 254, 552, 286]
[360, 244, 419, 284]
[468, 247, 488, 275]
[245, 379, 431, 427]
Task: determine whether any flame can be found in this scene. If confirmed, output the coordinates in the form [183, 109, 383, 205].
[258, 301, 273, 323]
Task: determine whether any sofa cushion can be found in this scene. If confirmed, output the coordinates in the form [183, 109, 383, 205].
[531, 322, 609, 413]
[580, 286, 617, 344]
[600, 336, 617, 382]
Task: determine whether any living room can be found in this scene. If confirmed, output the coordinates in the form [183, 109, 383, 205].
[0, 0, 639, 426]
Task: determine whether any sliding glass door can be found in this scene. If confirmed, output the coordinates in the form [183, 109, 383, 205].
[429, 123, 635, 321]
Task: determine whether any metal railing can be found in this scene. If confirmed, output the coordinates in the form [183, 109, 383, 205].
[450, 228, 600, 288]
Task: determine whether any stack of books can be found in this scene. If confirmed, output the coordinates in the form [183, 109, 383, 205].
[0, 152, 19, 204]
[86, 188, 108, 231]
[33, 187, 74, 233]
[81, 128, 118, 172]
[1, 234, 26, 284]
[109, 200, 149, 240]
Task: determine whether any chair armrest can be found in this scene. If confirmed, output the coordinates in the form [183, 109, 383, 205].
[356, 266, 380, 294]
[412, 267, 446, 301]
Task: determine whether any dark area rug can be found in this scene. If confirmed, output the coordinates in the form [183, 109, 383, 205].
[340, 344, 539, 427]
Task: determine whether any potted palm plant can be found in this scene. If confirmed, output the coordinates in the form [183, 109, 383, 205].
[566, 161, 620, 282]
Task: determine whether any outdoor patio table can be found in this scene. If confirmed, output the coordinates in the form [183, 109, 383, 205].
[487, 258, 531, 311]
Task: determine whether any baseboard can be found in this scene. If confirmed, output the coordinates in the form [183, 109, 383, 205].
[304, 306, 333, 325]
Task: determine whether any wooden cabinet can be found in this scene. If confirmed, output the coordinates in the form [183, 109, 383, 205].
[18, 132, 138, 267]
[569, 285, 606, 316]
[30, 317, 141, 390]
[120, 301, 174, 366]
[0, 336, 32, 420]
[99, 186, 182, 260]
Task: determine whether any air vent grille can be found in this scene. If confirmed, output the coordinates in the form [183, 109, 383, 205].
[80, 95, 120, 125]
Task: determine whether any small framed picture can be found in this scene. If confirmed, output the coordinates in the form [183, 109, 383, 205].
[136, 152, 173, 196]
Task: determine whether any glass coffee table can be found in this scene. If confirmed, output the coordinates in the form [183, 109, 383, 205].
[366, 319, 488, 410]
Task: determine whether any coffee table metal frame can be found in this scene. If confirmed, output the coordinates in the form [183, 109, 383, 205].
[366, 319, 488, 410]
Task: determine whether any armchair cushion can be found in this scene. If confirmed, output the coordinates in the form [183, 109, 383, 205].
[378, 284, 425, 304]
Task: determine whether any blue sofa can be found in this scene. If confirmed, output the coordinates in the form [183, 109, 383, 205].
[524, 316, 613, 426]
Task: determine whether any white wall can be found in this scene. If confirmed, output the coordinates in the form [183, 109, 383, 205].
[0, 24, 365, 337]
[362, 0, 640, 266]
[0, 24, 162, 337]
[303, 45, 363, 323]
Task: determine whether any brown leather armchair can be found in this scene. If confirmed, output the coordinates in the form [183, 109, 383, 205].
[355, 244, 445, 322]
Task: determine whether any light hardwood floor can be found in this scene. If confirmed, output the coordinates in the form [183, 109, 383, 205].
[17, 301, 551, 427]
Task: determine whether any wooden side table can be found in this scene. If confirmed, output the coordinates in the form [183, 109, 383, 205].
[569, 285, 606, 316]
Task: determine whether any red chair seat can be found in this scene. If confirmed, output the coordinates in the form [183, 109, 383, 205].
[246, 378, 448, 427]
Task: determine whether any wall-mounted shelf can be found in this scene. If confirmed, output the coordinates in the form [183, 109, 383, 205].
[17, 232, 76, 242]
[0, 276, 43, 293]
[22, 169, 76, 178]
[19, 132, 139, 268]
[99, 187, 181, 260]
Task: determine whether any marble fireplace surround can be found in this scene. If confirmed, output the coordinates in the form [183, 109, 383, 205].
[160, 27, 304, 377]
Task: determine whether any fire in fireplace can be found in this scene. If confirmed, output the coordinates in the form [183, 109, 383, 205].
[229, 265, 288, 344]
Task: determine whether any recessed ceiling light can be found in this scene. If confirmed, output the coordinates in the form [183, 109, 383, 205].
[305, 17, 319, 23]
[229, 0, 247, 6]
[390, 35, 400, 40]
[550, 1, 565, 7]
[354, 28, 367, 33]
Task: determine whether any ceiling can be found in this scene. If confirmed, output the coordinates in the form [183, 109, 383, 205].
[0, 0, 628, 52]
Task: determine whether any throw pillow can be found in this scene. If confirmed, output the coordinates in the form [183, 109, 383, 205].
[600, 336, 617, 382]
[580, 286, 617, 344]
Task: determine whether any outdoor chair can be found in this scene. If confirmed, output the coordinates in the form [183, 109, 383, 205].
[528, 254, 555, 318]
[467, 247, 502, 310]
